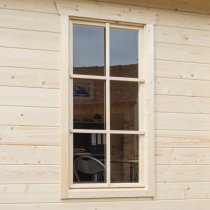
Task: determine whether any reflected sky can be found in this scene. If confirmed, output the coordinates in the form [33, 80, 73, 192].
[110, 28, 138, 66]
[73, 24, 105, 67]
[73, 24, 138, 67]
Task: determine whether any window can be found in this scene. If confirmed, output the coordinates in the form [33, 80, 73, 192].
[61, 17, 154, 199]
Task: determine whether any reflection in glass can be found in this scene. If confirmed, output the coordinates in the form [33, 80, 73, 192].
[73, 133, 106, 183]
[111, 134, 139, 183]
[110, 28, 138, 78]
[110, 81, 138, 130]
[73, 24, 105, 76]
[73, 79, 105, 130]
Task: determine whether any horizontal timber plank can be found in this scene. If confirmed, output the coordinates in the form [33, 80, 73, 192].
[157, 9, 210, 31]
[155, 60, 210, 81]
[156, 112, 210, 131]
[0, 0, 58, 14]
[155, 77, 210, 97]
[0, 8, 59, 32]
[155, 26, 210, 48]
[0, 106, 59, 126]
[0, 145, 59, 164]
[0, 125, 59, 146]
[0, 86, 59, 107]
[157, 129, 210, 138]
[0, 184, 60, 203]
[3, 145, 210, 165]
[156, 148, 210, 165]
[0, 28, 60, 51]
[58, 0, 210, 31]
[156, 165, 210, 182]
[0, 47, 60, 70]
[0, 67, 59, 88]
[156, 43, 210, 64]
[1, 199, 210, 209]
[156, 136, 210, 148]
[1, 182, 210, 203]
[156, 182, 210, 200]
[156, 95, 210, 114]
[100, 0, 210, 15]
[0, 165, 59, 183]
[156, 130, 210, 148]
[55, 0, 157, 24]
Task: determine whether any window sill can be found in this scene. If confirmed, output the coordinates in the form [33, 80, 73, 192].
[64, 187, 154, 199]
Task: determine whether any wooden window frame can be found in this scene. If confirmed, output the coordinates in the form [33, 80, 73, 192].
[60, 14, 154, 199]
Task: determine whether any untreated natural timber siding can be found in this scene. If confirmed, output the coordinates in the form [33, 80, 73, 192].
[0, 0, 210, 209]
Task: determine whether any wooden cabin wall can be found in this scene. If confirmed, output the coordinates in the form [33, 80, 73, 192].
[0, 0, 210, 209]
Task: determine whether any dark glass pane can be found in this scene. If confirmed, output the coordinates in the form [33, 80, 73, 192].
[111, 134, 139, 183]
[110, 28, 138, 78]
[73, 24, 105, 76]
[73, 79, 105, 129]
[110, 81, 138, 130]
[73, 133, 106, 183]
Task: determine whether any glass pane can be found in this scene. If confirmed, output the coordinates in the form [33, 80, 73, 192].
[111, 134, 139, 183]
[73, 24, 105, 76]
[73, 133, 106, 183]
[73, 79, 105, 130]
[110, 81, 138, 130]
[110, 28, 138, 78]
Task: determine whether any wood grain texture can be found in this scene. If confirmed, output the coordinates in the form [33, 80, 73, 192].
[0, 8, 59, 32]
[0, 0, 58, 13]
[0, 86, 59, 107]
[156, 95, 210, 114]
[0, 145, 59, 164]
[156, 148, 210, 164]
[156, 130, 210, 148]
[156, 136, 210, 148]
[0, 47, 60, 70]
[1, 200, 210, 210]
[156, 182, 210, 200]
[156, 43, 210, 64]
[1, 182, 210, 203]
[0, 184, 60, 203]
[156, 165, 210, 183]
[98, 0, 210, 15]
[0, 28, 60, 51]
[0, 67, 59, 88]
[156, 77, 210, 97]
[156, 112, 210, 131]
[0, 106, 59, 126]
[1, 0, 210, 207]
[3, 145, 210, 165]
[0, 165, 59, 183]
[56, 0, 210, 31]
[155, 60, 210, 81]
[155, 26, 210, 47]
[0, 125, 59, 146]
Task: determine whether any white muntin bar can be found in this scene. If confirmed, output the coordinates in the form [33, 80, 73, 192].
[70, 74, 106, 80]
[110, 130, 145, 135]
[109, 76, 145, 83]
[138, 27, 145, 184]
[105, 22, 111, 185]
[70, 129, 107, 134]
[71, 74, 145, 82]
[71, 183, 109, 189]
[70, 129, 145, 135]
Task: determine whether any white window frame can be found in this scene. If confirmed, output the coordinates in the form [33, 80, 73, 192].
[60, 5, 154, 200]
